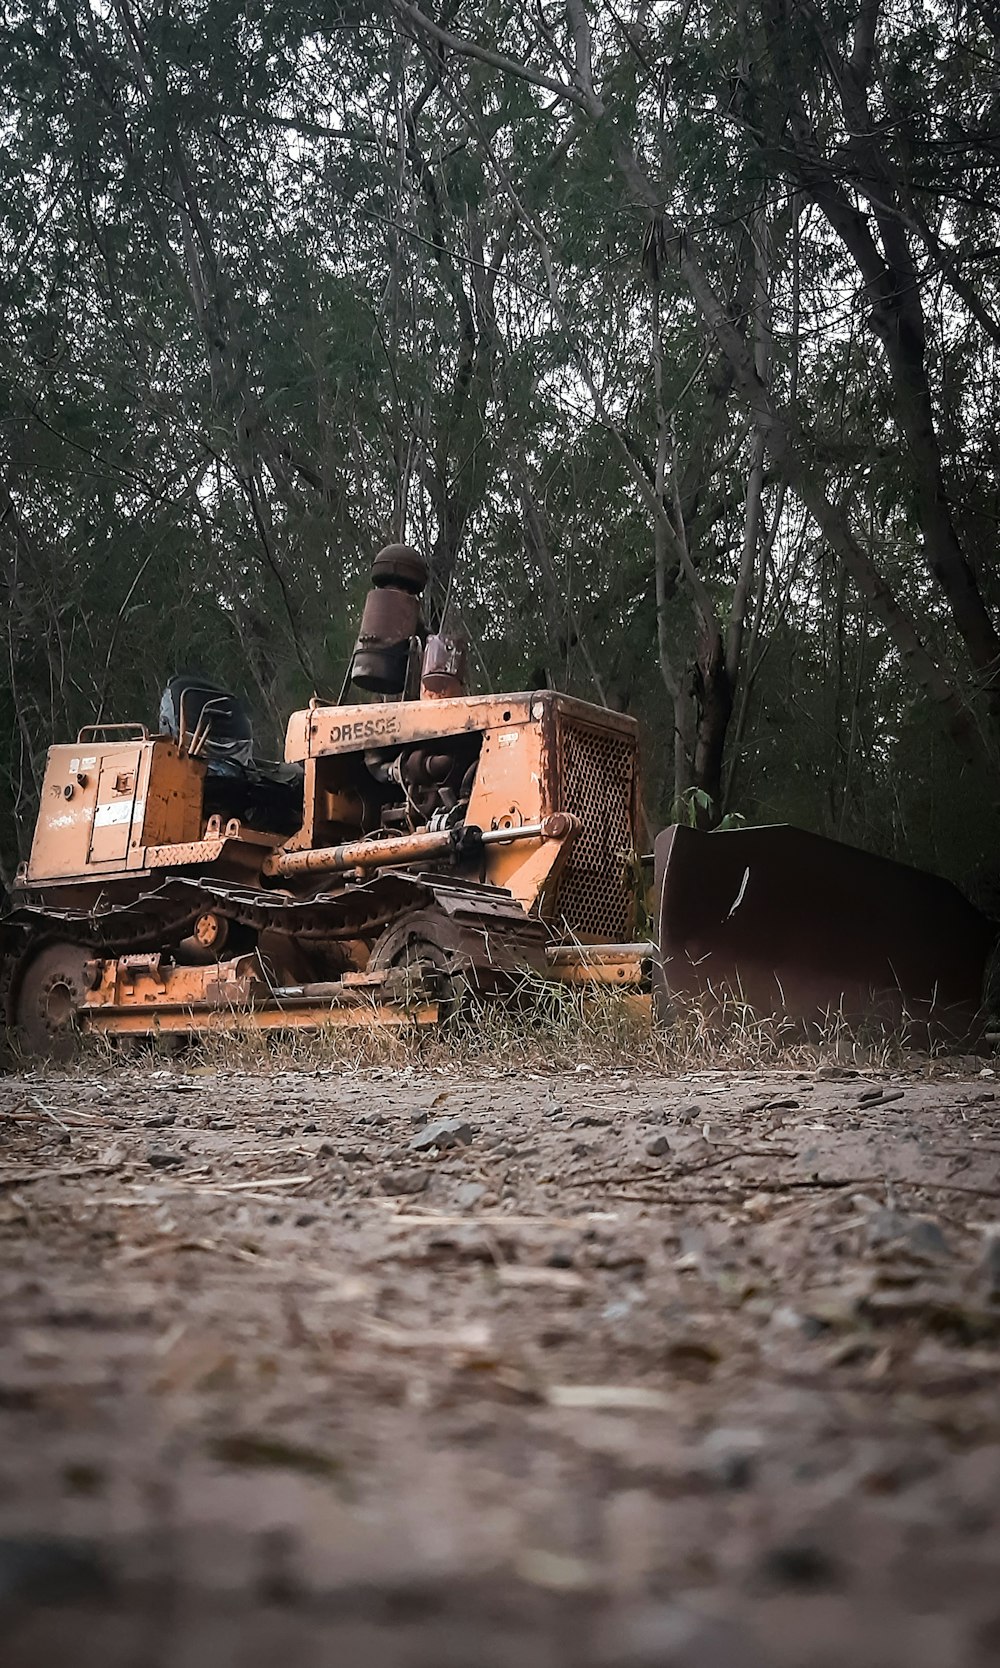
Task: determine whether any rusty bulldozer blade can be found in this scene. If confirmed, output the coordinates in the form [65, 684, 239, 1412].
[654, 824, 995, 1046]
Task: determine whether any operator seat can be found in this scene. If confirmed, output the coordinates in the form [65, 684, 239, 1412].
[158, 675, 304, 834]
[158, 676, 254, 776]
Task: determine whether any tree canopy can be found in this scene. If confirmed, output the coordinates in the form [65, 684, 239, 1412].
[3, 0, 999, 897]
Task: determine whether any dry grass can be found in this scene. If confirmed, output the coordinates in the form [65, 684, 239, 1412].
[31, 974, 958, 1077]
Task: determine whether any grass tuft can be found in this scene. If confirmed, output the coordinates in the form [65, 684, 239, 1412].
[37, 973, 964, 1076]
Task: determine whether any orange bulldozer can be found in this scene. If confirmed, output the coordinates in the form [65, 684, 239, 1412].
[2, 546, 993, 1057]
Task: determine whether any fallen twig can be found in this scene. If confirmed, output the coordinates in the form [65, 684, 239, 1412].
[381, 1211, 619, 1228]
[0, 1160, 124, 1188]
[497, 1266, 587, 1291]
[546, 1384, 672, 1412]
[178, 1174, 314, 1193]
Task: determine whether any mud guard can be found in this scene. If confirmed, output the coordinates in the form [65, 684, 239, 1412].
[654, 824, 995, 1046]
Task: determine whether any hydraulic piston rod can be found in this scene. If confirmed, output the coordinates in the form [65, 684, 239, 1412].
[262, 813, 579, 880]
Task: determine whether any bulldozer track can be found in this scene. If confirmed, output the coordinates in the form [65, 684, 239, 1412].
[3, 871, 549, 1039]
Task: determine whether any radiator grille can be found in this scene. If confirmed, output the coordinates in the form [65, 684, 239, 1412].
[552, 720, 637, 940]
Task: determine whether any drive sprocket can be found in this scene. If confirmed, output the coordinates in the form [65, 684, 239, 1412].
[11, 940, 94, 1062]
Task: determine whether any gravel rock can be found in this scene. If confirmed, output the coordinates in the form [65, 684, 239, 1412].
[858, 1085, 905, 1106]
[645, 1134, 671, 1158]
[409, 1117, 473, 1152]
[146, 1149, 184, 1169]
[379, 1168, 430, 1196]
[866, 1207, 950, 1262]
[758, 1539, 840, 1589]
[699, 1427, 763, 1490]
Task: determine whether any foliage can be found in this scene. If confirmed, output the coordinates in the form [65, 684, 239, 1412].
[2, 0, 1000, 899]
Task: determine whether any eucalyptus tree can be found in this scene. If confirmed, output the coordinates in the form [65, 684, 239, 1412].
[3, 0, 1000, 887]
[390, 0, 1000, 778]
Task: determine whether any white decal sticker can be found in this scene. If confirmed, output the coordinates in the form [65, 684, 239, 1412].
[94, 799, 139, 828]
[81, 756, 97, 769]
[69, 758, 80, 774]
[498, 730, 518, 747]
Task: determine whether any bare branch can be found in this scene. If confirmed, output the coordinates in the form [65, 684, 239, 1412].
[389, 0, 585, 107]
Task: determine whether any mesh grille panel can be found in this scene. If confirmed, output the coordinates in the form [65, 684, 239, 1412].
[552, 720, 636, 940]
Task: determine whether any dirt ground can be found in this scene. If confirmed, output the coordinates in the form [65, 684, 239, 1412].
[2, 1057, 1000, 1666]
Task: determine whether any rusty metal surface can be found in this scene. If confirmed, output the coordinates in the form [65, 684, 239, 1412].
[421, 632, 468, 699]
[264, 824, 461, 878]
[545, 957, 647, 986]
[545, 942, 653, 986]
[25, 737, 206, 885]
[10, 940, 94, 1060]
[265, 816, 577, 881]
[12, 657, 647, 1053]
[287, 691, 638, 764]
[349, 545, 428, 696]
[654, 823, 995, 1043]
[7, 867, 550, 1050]
[83, 998, 440, 1035]
[369, 543, 427, 590]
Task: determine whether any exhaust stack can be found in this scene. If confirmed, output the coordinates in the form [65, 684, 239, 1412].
[349, 545, 428, 697]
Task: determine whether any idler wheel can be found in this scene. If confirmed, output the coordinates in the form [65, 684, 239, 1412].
[13, 942, 94, 1061]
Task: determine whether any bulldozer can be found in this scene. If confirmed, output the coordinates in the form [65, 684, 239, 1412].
[2, 545, 994, 1057]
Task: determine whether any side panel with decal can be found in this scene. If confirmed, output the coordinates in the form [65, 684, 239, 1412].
[88, 751, 141, 864]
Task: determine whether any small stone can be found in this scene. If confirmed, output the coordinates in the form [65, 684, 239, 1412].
[645, 1134, 671, 1158]
[409, 1117, 473, 1152]
[359, 1111, 387, 1127]
[858, 1085, 904, 1106]
[143, 1113, 176, 1128]
[409, 1109, 430, 1126]
[675, 1102, 702, 1125]
[455, 1182, 486, 1209]
[867, 1208, 950, 1262]
[593, 1244, 647, 1275]
[379, 1168, 430, 1196]
[146, 1150, 183, 1169]
[759, 1540, 839, 1589]
[701, 1427, 763, 1490]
